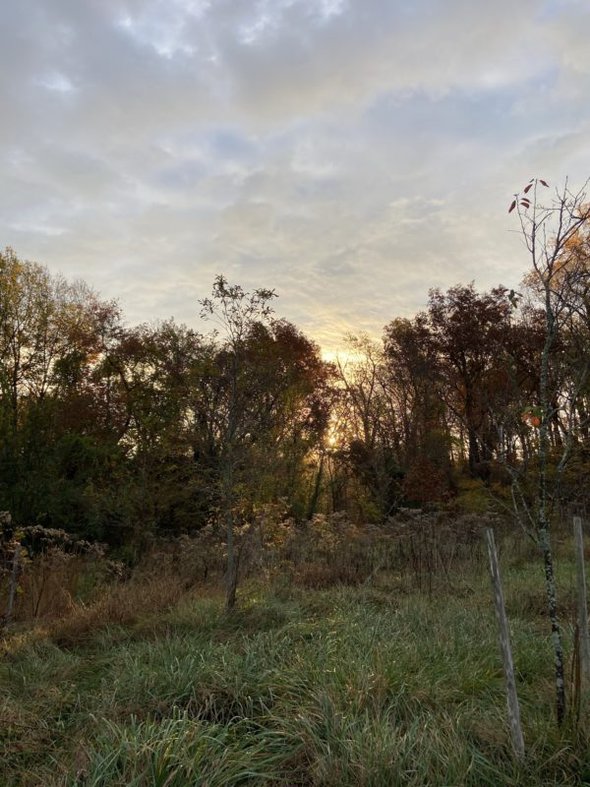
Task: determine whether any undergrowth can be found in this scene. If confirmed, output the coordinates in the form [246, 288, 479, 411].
[1, 550, 590, 786]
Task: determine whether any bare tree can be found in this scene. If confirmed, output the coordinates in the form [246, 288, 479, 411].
[508, 177, 590, 724]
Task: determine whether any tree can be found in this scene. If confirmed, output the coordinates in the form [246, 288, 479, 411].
[98, 320, 216, 544]
[332, 335, 403, 519]
[0, 248, 126, 539]
[384, 318, 452, 503]
[199, 276, 277, 611]
[509, 177, 590, 724]
[238, 319, 333, 517]
[426, 284, 513, 478]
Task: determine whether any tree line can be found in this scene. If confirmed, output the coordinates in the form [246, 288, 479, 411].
[1, 184, 590, 560]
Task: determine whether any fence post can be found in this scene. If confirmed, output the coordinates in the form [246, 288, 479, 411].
[485, 527, 525, 760]
[3, 544, 21, 628]
[573, 516, 590, 688]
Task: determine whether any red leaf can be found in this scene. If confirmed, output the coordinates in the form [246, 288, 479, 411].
[509, 200, 517, 213]
[540, 179, 549, 187]
[524, 183, 533, 194]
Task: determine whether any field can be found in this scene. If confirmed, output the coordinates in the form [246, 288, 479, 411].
[2, 534, 590, 787]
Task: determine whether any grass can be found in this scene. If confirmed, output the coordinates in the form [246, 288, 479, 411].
[1, 550, 590, 785]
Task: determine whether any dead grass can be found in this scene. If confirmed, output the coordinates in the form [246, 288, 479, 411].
[38, 573, 195, 649]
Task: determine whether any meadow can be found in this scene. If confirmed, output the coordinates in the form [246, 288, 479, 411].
[2, 528, 589, 786]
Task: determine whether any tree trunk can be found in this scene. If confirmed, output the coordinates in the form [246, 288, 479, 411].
[223, 460, 238, 612]
[2, 544, 21, 628]
[465, 389, 481, 476]
[224, 351, 239, 613]
[539, 305, 566, 725]
[306, 452, 324, 519]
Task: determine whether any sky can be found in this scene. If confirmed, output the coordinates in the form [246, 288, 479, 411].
[1, 0, 590, 353]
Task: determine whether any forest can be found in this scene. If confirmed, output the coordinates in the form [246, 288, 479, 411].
[3, 182, 590, 784]
[2, 186, 590, 549]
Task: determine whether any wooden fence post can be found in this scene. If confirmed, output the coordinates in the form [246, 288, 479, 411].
[573, 516, 590, 688]
[485, 527, 525, 760]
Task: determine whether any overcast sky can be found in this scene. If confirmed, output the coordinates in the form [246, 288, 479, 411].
[1, 0, 589, 352]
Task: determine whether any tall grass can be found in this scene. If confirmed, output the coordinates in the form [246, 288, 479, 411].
[2, 554, 590, 785]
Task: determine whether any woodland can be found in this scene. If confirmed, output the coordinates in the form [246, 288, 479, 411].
[3, 181, 590, 784]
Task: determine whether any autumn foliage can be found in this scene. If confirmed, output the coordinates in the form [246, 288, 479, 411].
[1, 217, 590, 560]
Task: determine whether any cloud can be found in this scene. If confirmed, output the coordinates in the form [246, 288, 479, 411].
[1, 0, 590, 351]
